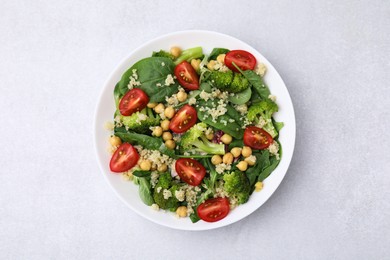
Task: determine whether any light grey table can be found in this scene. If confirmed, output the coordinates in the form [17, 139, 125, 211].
[1, 1, 389, 259]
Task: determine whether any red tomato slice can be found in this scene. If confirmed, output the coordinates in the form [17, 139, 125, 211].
[175, 158, 206, 186]
[225, 50, 257, 72]
[169, 104, 197, 133]
[243, 126, 273, 150]
[109, 143, 139, 173]
[119, 88, 149, 116]
[174, 61, 199, 90]
[197, 197, 230, 222]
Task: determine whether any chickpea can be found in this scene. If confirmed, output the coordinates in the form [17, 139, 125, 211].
[160, 119, 170, 131]
[244, 155, 256, 166]
[216, 54, 226, 64]
[154, 103, 165, 114]
[177, 91, 188, 102]
[255, 181, 264, 192]
[231, 147, 242, 158]
[207, 60, 217, 70]
[220, 134, 232, 144]
[164, 106, 175, 119]
[152, 126, 163, 137]
[190, 59, 201, 71]
[165, 140, 176, 150]
[176, 206, 187, 218]
[157, 164, 168, 172]
[205, 133, 214, 140]
[170, 46, 182, 58]
[162, 131, 173, 141]
[211, 155, 222, 165]
[223, 153, 234, 165]
[147, 102, 157, 108]
[242, 146, 252, 157]
[109, 136, 122, 146]
[236, 161, 248, 171]
[139, 160, 152, 171]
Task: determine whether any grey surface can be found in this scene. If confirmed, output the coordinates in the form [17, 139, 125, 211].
[1, 0, 389, 259]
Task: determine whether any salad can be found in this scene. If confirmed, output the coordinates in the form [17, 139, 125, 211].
[106, 46, 283, 223]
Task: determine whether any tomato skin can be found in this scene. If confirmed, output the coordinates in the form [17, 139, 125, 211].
[119, 88, 149, 116]
[197, 197, 230, 222]
[169, 104, 197, 133]
[174, 61, 199, 90]
[109, 143, 139, 173]
[175, 158, 206, 186]
[243, 126, 273, 150]
[225, 50, 257, 72]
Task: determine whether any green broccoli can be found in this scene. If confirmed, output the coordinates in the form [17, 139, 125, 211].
[152, 50, 175, 60]
[209, 70, 249, 93]
[223, 171, 251, 205]
[247, 99, 281, 138]
[174, 46, 203, 65]
[153, 173, 179, 210]
[179, 123, 225, 155]
[121, 108, 160, 134]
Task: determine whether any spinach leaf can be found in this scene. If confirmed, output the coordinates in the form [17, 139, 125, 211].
[117, 57, 179, 102]
[197, 99, 244, 139]
[138, 177, 154, 206]
[114, 127, 176, 158]
[132, 170, 151, 178]
[113, 82, 121, 108]
[258, 156, 280, 182]
[241, 70, 270, 100]
[246, 151, 270, 187]
[208, 48, 230, 61]
[228, 139, 244, 150]
[233, 63, 270, 100]
[228, 87, 252, 105]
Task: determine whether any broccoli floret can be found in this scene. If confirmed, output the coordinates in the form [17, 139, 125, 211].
[209, 71, 249, 93]
[247, 99, 279, 138]
[153, 173, 179, 210]
[121, 108, 160, 134]
[223, 171, 251, 205]
[174, 47, 203, 65]
[180, 123, 225, 155]
[152, 50, 174, 60]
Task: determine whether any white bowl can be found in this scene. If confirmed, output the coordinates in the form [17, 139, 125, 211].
[94, 30, 296, 231]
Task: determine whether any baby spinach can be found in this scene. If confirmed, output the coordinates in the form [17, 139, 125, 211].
[114, 127, 176, 158]
[228, 87, 252, 105]
[117, 57, 178, 103]
[257, 157, 280, 182]
[197, 99, 244, 139]
[233, 63, 270, 100]
[138, 177, 154, 206]
[132, 170, 151, 178]
[208, 48, 229, 61]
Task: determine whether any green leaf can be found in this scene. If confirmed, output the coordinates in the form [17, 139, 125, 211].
[233, 62, 270, 100]
[132, 170, 152, 178]
[115, 127, 176, 158]
[228, 87, 252, 105]
[258, 156, 280, 182]
[246, 151, 270, 187]
[138, 178, 154, 206]
[117, 57, 179, 102]
[208, 48, 229, 61]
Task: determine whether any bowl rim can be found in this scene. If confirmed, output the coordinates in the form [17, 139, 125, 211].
[93, 30, 296, 231]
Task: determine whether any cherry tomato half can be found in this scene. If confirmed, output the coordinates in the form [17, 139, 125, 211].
[169, 104, 197, 133]
[243, 126, 273, 150]
[109, 143, 139, 173]
[197, 197, 230, 222]
[175, 158, 206, 186]
[119, 88, 149, 116]
[224, 50, 257, 72]
[174, 61, 199, 90]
